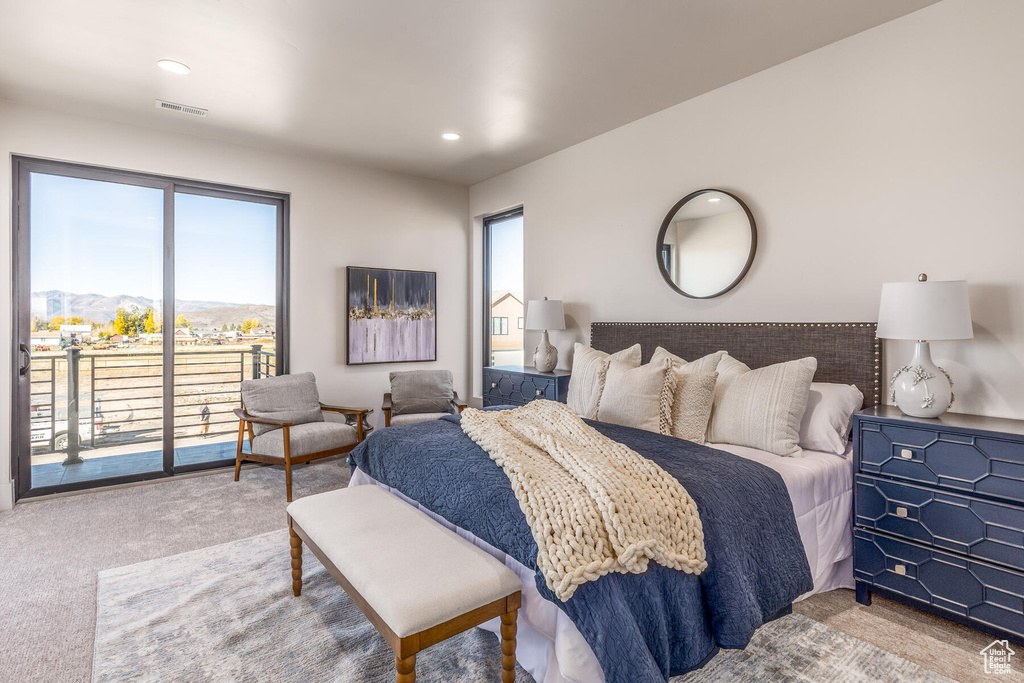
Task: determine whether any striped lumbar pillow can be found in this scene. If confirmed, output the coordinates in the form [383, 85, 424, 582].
[708, 356, 818, 456]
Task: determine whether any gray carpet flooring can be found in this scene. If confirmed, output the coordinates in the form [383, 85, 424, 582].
[0, 459, 1011, 682]
[92, 529, 950, 683]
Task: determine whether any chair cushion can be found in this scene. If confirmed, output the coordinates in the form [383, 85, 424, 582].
[287, 485, 522, 638]
[388, 412, 451, 427]
[241, 372, 324, 436]
[252, 421, 357, 458]
[389, 370, 456, 416]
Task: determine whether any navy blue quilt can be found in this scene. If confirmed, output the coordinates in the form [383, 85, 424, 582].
[348, 412, 812, 683]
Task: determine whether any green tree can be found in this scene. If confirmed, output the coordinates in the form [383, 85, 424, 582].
[174, 314, 189, 329]
[221, 324, 228, 332]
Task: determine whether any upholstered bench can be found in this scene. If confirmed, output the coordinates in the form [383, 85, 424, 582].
[286, 485, 523, 682]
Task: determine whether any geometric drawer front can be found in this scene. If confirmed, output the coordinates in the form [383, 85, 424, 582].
[855, 475, 1024, 570]
[482, 369, 562, 407]
[858, 421, 1024, 505]
[854, 529, 1024, 639]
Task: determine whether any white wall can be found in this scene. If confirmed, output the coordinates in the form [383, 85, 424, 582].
[469, 0, 1024, 421]
[0, 100, 469, 509]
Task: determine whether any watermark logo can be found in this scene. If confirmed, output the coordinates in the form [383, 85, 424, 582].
[981, 640, 1015, 675]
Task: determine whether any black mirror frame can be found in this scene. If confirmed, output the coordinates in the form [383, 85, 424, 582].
[656, 188, 757, 300]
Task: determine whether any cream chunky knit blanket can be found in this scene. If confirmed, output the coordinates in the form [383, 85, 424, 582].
[460, 400, 706, 601]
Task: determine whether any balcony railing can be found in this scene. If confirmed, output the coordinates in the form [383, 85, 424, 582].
[30, 344, 276, 460]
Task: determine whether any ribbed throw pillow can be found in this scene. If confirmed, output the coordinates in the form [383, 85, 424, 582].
[709, 357, 818, 456]
[595, 358, 673, 433]
[567, 343, 641, 419]
[663, 372, 718, 444]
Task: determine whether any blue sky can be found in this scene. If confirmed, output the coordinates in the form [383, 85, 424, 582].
[490, 214, 523, 296]
[30, 173, 277, 306]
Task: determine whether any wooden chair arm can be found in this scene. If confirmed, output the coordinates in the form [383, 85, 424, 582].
[319, 404, 369, 442]
[382, 393, 392, 427]
[453, 391, 468, 414]
[233, 408, 294, 427]
[319, 403, 369, 416]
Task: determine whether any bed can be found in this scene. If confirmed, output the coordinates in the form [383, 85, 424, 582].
[348, 322, 880, 683]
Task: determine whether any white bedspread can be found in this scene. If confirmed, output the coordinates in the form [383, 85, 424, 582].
[348, 443, 854, 683]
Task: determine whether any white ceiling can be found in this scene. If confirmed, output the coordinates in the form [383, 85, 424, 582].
[0, 0, 940, 186]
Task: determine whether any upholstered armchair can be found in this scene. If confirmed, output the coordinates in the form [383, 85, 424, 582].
[235, 372, 369, 501]
[382, 369, 467, 427]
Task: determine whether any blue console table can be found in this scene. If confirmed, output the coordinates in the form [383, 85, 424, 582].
[853, 405, 1024, 642]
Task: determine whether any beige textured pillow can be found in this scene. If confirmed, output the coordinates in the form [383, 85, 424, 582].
[567, 343, 641, 419]
[708, 357, 818, 456]
[650, 347, 725, 376]
[664, 372, 718, 444]
[595, 358, 672, 433]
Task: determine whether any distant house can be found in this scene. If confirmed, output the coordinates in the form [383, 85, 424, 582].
[140, 332, 162, 344]
[174, 328, 198, 345]
[109, 334, 124, 344]
[60, 324, 93, 343]
[30, 330, 61, 348]
[490, 291, 524, 352]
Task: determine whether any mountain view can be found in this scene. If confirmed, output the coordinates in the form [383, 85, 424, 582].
[31, 291, 275, 330]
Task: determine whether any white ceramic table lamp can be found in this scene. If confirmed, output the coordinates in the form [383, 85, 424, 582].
[525, 297, 565, 373]
[876, 274, 973, 418]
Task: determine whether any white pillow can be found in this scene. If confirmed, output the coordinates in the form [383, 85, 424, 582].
[799, 383, 864, 455]
[595, 358, 672, 433]
[708, 357, 818, 456]
[650, 347, 725, 376]
[710, 353, 751, 414]
[567, 343, 641, 419]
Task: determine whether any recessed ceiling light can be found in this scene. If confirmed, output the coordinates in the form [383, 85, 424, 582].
[708, 197, 722, 203]
[441, 132, 461, 141]
[157, 60, 190, 75]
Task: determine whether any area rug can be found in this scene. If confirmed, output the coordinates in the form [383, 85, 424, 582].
[93, 530, 951, 683]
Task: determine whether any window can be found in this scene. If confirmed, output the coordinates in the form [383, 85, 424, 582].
[483, 208, 524, 369]
[12, 156, 288, 500]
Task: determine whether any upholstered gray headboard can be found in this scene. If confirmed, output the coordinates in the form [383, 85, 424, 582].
[590, 322, 881, 408]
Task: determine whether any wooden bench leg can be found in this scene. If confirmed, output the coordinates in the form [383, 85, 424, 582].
[501, 609, 517, 683]
[395, 653, 415, 683]
[290, 527, 302, 597]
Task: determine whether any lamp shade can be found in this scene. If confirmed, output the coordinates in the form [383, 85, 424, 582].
[525, 298, 565, 331]
[876, 279, 973, 341]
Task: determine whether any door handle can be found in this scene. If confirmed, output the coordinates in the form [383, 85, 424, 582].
[19, 344, 30, 376]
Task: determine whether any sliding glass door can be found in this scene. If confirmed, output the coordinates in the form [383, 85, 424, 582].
[12, 157, 288, 500]
[172, 191, 279, 467]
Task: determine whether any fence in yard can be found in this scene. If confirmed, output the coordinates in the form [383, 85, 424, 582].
[30, 344, 276, 459]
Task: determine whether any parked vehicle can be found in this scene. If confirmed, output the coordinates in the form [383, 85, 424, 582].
[30, 408, 104, 451]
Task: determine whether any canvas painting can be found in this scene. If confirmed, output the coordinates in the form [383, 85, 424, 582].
[347, 267, 436, 364]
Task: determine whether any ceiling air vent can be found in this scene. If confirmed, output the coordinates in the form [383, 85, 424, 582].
[155, 99, 208, 118]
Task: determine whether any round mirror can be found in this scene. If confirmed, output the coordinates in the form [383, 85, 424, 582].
[656, 189, 757, 299]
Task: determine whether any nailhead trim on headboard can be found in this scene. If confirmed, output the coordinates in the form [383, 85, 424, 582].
[590, 322, 882, 408]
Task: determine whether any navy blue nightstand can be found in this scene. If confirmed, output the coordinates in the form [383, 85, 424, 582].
[482, 365, 570, 408]
[853, 405, 1024, 642]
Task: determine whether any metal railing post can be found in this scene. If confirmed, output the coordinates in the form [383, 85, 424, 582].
[49, 357, 56, 452]
[90, 356, 96, 448]
[250, 344, 262, 380]
[64, 347, 83, 465]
